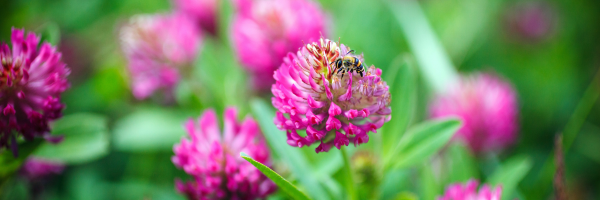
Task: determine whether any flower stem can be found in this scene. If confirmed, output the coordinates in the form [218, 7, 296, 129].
[341, 147, 357, 200]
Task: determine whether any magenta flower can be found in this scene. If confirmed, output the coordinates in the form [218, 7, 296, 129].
[172, 0, 218, 35]
[0, 28, 70, 156]
[438, 180, 502, 200]
[429, 73, 519, 154]
[505, 1, 556, 42]
[172, 107, 276, 199]
[271, 38, 392, 153]
[231, 0, 328, 91]
[120, 13, 202, 100]
[20, 158, 65, 180]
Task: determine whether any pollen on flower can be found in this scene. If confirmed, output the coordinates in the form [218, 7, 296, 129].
[271, 37, 391, 153]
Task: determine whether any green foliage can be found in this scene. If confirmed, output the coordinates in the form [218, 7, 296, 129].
[381, 55, 418, 156]
[446, 143, 478, 183]
[0, 139, 43, 179]
[35, 113, 110, 164]
[385, 118, 461, 170]
[38, 22, 61, 46]
[113, 107, 192, 152]
[385, 0, 459, 92]
[250, 99, 330, 200]
[488, 155, 532, 200]
[1, 0, 599, 198]
[241, 153, 311, 200]
[419, 162, 441, 200]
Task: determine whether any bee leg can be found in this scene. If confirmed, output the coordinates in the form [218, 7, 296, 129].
[336, 67, 343, 74]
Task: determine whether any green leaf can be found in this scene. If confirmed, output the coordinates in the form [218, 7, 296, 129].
[381, 55, 417, 156]
[378, 169, 412, 200]
[385, 118, 461, 170]
[340, 148, 357, 200]
[446, 143, 478, 183]
[113, 107, 191, 152]
[35, 113, 109, 164]
[488, 155, 532, 200]
[392, 192, 418, 200]
[385, 0, 459, 92]
[419, 163, 440, 200]
[250, 99, 329, 200]
[0, 139, 43, 178]
[241, 153, 311, 200]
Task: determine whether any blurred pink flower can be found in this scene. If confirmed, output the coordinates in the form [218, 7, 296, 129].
[272, 38, 392, 153]
[20, 158, 64, 180]
[429, 72, 519, 154]
[505, 1, 556, 42]
[120, 13, 202, 100]
[231, 0, 328, 91]
[438, 180, 502, 200]
[0, 28, 70, 156]
[172, 107, 276, 199]
[173, 0, 218, 35]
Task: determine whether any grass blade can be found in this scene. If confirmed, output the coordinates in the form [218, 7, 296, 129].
[241, 153, 310, 200]
[386, 0, 458, 92]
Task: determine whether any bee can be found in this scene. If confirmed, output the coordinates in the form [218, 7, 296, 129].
[332, 49, 365, 78]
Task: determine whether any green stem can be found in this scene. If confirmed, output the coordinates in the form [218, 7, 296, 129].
[563, 68, 600, 152]
[341, 148, 357, 200]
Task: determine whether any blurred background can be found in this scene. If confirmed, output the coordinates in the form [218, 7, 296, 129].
[0, 0, 599, 199]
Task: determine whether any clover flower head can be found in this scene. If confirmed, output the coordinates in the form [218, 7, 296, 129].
[429, 72, 519, 154]
[232, 0, 328, 91]
[120, 13, 202, 100]
[172, 107, 276, 199]
[505, 1, 556, 41]
[0, 28, 70, 156]
[173, 0, 219, 35]
[271, 37, 392, 153]
[438, 180, 502, 200]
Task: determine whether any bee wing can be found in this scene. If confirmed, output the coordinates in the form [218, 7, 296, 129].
[356, 53, 365, 63]
[339, 44, 351, 56]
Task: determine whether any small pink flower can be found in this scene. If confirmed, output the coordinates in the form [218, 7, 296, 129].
[172, 107, 276, 199]
[0, 28, 70, 156]
[20, 158, 64, 180]
[438, 180, 502, 200]
[231, 0, 328, 91]
[172, 0, 219, 35]
[120, 13, 202, 100]
[505, 1, 556, 42]
[429, 72, 519, 154]
[272, 38, 392, 153]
